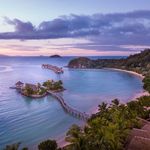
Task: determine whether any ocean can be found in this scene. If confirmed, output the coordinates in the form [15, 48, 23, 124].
[0, 56, 143, 149]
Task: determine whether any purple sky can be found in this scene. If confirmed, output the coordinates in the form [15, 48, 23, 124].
[0, 0, 150, 56]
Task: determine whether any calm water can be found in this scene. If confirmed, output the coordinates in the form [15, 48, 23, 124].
[0, 56, 143, 149]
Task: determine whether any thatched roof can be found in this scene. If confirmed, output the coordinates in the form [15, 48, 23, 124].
[142, 124, 150, 131]
[128, 128, 150, 142]
[127, 136, 150, 150]
[25, 83, 38, 91]
[16, 81, 24, 86]
[126, 120, 150, 150]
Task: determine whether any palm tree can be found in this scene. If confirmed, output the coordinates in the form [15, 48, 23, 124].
[98, 102, 107, 113]
[38, 139, 58, 150]
[112, 99, 120, 106]
[65, 124, 87, 150]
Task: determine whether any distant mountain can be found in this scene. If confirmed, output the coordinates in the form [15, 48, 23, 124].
[68, 49, 150, 76]
[49, 55, 62, 58]
[0, 54, 8, 57]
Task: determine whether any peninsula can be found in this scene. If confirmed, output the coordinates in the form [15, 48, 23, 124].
[68, 49, 150, 93]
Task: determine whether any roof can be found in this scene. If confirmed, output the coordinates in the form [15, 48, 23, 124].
[127, 136, 150, 150]
[126, 120, 150, 150]
[16, 81, 24, 86]
[25, 83, 38, 91]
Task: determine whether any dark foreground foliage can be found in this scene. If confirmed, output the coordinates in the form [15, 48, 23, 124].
[4, 96, 150, 150]
[38, 140, 58, 150]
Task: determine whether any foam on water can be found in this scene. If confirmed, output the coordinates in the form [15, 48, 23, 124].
[0, 65, 13, 73]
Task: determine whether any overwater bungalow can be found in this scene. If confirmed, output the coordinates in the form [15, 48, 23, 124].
[42, 64, 64, 74]
[15, 81, 24, 89]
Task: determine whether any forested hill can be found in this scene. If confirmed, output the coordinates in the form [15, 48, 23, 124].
[68, 49, 150, 76]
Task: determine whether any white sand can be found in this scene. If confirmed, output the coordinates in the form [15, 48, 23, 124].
[91, 68, 149, 114]
[104, 68, 145, 79]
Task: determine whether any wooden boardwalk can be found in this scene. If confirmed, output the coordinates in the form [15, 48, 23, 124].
[42, 64, 64, 74]
[11, 83, 90, 121]
[47, 91, 90, 121]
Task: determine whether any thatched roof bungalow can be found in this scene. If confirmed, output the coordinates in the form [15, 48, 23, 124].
[15, 81, 24, 88]
[126, 120, 150, 150]
[25, 83, 39, 92]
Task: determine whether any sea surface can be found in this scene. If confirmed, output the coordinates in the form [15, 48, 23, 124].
[0, 56, 144, 149]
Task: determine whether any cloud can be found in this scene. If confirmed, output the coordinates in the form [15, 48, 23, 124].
[4, 17, 35, 33]
[0, 10, 150, 53]
[0, 43, 41, 51]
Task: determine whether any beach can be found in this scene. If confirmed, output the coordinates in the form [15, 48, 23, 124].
[91, 68, 149, 114]
[104, 68, 145, 79]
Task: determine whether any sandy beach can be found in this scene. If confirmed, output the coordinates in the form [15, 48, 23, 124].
[104, 68, 145, 79]
[104, 68, 150, 98]
[90, 68, 149, 115]
[131, 90, 150, 100]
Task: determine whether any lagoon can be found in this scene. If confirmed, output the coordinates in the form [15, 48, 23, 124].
[0, 56, 144, 149]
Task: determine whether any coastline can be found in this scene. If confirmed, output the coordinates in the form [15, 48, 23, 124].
[90, 67, 149, 115]
[104, 68, 150, 99]
[58, 67, 148, 148]
[131, 90, 150, 100]
[104, 68, 145, 79]
[9, 66, 150, 149]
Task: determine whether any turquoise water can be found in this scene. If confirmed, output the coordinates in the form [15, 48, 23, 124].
[0, 57, 143, 149]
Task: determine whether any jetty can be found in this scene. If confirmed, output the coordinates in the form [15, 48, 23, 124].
[11, 81, 90, 121]
[42, 64, 64, 74]
[47, 90, 90, 121]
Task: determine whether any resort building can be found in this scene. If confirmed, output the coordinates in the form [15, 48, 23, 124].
[15, 81, 24, 89]
[24, 83, 39, 92]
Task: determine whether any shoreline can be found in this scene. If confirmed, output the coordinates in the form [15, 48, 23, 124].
[69, 67, 145, 79]
[104, 68, 150, 99]
[104, 68, 145, 79]
[131, 90, 150, 100]
[16, 67, 150, 149]
[58, 67, 149, 147]
[90, 67, 148, 114]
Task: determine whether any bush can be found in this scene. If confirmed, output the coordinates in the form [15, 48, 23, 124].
[38, 139, 58, 150]
[22, 147, 28, 150]
[143, 76, 150, 93]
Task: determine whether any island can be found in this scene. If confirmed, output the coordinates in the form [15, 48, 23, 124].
[14, 79, 64, 98]
[50, 54, 62, 58]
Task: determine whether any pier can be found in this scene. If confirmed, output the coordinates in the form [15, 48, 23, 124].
[42, 64, 64, 74]
[47, 90, 90, 121]
[11, 81, 90, 121]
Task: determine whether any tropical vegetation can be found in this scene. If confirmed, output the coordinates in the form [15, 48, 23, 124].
[4, 50, 150, 149]
[143, 76, 150, 93]
[22, 84, 46, 96]
[68, 49, 150, 77]
[43, 80, 63, 91]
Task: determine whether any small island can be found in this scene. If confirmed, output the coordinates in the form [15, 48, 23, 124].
[14, 80, 64, 98]
[50, 54, 62, 58]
